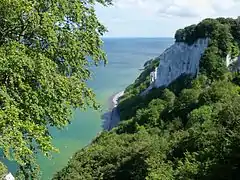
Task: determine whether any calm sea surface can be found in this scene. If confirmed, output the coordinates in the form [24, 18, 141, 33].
[7, 38, 174, 179]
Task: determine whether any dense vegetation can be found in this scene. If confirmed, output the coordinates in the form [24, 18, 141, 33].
[175, 17, 240, 46]
[0, 162, 7, 179]
[0, 0, 111, 178]
[54, 17, 240, 180]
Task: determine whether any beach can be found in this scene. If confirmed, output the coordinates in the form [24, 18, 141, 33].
[102, 91, 124, 131]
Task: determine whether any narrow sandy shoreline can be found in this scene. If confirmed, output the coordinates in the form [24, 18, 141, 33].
[102, 91, 124, 131]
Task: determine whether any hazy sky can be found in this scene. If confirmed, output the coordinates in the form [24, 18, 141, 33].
[95, 0, 240, 37]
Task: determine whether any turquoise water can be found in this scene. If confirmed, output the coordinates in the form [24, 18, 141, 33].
[7, 38, 174, 179]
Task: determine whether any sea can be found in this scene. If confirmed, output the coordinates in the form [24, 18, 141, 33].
[6, 38, 174, 179]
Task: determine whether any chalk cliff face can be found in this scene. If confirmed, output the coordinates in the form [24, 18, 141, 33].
[226, 54, 240, 72]
[140, 38, 240, 96]
[154, 38, 210, 88]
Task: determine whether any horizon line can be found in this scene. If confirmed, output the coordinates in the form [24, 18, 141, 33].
[101, 36, 174, 39]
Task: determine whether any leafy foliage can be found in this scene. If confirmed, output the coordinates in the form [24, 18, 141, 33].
[199, 45, 228, 80]
[0, 162, 7, 179]
[0, 0, 111, 178]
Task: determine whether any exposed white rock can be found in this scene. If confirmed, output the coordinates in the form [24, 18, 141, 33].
[150, 67, 158, 84]
[226, 54, 240, 72]
[154, 38, 210, 88]
[141, 38, 240, 96]
[4, 173, 14, 180]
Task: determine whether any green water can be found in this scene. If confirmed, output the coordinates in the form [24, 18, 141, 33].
[32, 38, 173, 179]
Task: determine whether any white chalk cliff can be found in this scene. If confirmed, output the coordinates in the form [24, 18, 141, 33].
[226, 54, 240, 72]
[141, 38, 240, 95]
[154, 38, 210, 88]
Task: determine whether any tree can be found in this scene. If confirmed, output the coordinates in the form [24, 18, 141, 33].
[53, 129, 155, 180]
[187, 105, 213, 127]
[175, 29, 185, 42]
[0, 0, 111, 178]
[199, 45, 228, 80]
[199, 81, 240, 105]
[135, 99, 166, 127]
[171, 88, 200, 125]
[0, 162, 7, 179]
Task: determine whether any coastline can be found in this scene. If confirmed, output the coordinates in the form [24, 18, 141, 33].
[102, 91, 124, 131]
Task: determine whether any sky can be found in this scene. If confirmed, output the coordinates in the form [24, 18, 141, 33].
[95, 0, 240, 37]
